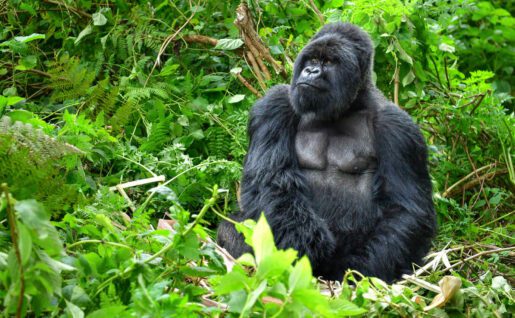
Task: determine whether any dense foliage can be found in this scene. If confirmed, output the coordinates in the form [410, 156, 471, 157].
[0, 0, 513, 317]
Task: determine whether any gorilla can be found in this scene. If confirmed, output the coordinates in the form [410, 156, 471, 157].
[217, 22, 436, 283]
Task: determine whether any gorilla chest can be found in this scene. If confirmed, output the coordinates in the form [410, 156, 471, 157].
[295, 112, 377, 193]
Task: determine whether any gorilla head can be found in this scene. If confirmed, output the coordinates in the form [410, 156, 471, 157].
[290, 23, 374, 119]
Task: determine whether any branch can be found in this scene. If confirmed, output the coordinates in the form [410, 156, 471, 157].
[234, 3, 287, 80]
[234, 72, 262, 97]
[442, 246, 515, 272]
[182, 34, 218, 46]
[443, 165, 508, 198]
[42, 0, 92, 19]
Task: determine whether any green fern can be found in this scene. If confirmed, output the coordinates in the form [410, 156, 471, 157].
[0, 117, 84, 216]
[47, 55, 95, 102]
[139, 116, 172, 153]
[88, 78, 119, 119]
[206, 126, 231, 159]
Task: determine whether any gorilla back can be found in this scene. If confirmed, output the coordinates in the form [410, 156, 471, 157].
[217, 22, 436, 283]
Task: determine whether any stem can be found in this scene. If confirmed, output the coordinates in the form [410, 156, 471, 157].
[66, 239, 133, 250]
[2, 184, 24, 318]
[443, 246, 515, 272]
[393, 66, 399, 106]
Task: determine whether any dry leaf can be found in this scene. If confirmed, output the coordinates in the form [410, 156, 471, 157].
[262, 296, 284, 305]
[424, 276, 461, 311]
[411, 295, 426, 306]
[157, 219, 176, 232]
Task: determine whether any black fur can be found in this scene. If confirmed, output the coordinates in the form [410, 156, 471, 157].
[217, 23, 436, 283]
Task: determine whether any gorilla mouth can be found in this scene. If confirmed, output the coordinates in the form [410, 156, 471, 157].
[296, 82, 321, 90]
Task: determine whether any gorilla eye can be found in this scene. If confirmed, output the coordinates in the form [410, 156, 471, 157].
[309, 58, 319, 64]
[325, 60, 333, 65]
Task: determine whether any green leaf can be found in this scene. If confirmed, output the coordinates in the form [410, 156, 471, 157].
[65, 300, 84, 318]
[228, 94, 245, 104]
[15, 55, 37, 70]
[213, 268, 249, 295]
[236, 219, 256, 247]
[14, 33, 45, 43]
[291, 288, 330, 313]
[75, 25, 93, 44]
[256, 249, 297, 280]
[242, 280, 267, 314]
[393, 40, 413, 65]
[215, 38, 244, 50]
[331, 298, 368, 316]
[402, 70, 416, 87]
[288, 256, 312, 292]
[92, 12, 107, 26]
[7, 96, 24, 106]
[86, 306, 126, 318]
[252, 214, 276, 265]
[17, 222, 32, 265]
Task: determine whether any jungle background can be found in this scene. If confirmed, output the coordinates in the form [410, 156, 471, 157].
[0, 0, 513, 317]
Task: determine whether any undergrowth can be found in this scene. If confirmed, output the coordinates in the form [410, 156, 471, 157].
[0, 0, 513, 317]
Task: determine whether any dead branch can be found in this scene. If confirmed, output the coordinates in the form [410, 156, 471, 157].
[444, 168, 508, 198]
[235, 73, 262, 97]
[442, 163, 496, 198]
[442, 246, 515, 272]
[182, 34, 218, 46]
[234, 2, 287, 80]
[246, 51, 267, 90]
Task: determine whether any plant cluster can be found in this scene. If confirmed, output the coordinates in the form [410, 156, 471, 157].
[0, 0, 513, 317]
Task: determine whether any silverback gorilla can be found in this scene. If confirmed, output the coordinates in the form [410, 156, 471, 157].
[217, 22, 436, 283]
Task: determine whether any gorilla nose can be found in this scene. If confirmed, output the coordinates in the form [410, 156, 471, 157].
[303, 66, 321, 77]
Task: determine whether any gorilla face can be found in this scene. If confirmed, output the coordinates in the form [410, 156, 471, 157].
[290, 23, 373, 119]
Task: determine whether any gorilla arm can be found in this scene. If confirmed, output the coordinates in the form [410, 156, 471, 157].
[347, 105, 436, 283]
[217, 85, 336, 265]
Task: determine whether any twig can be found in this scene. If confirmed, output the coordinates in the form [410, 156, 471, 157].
[42, 0, 91, 18]
[442, 163, 496, 198]
[235, 73, 262, 97]
[308, 0, 324, 24]
[402, 274, 441, 293]
[109, 175, 166, 191]
[393, 66, 399, 106]
[66, 239, 133, 250]
[145, 1, 201, 86]
[469, 92, 487, 115]
[116, 185, 136, 213]
[442, 246, 515, 272]
[429, 55, 444, 89]
[182, 34, 218, 46]
[456, 169, 508, 197]
[444, 57, 451, 91]
[2, 184, 24, 318]
[246, 51, 267, 90]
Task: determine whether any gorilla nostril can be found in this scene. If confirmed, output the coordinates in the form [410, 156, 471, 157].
[304, 66, 321, 76]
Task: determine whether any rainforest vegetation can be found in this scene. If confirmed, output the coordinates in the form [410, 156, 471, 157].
[0, 0, 513, 317]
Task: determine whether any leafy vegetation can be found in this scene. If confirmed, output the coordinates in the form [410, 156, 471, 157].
[0, 0, 513, 317]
